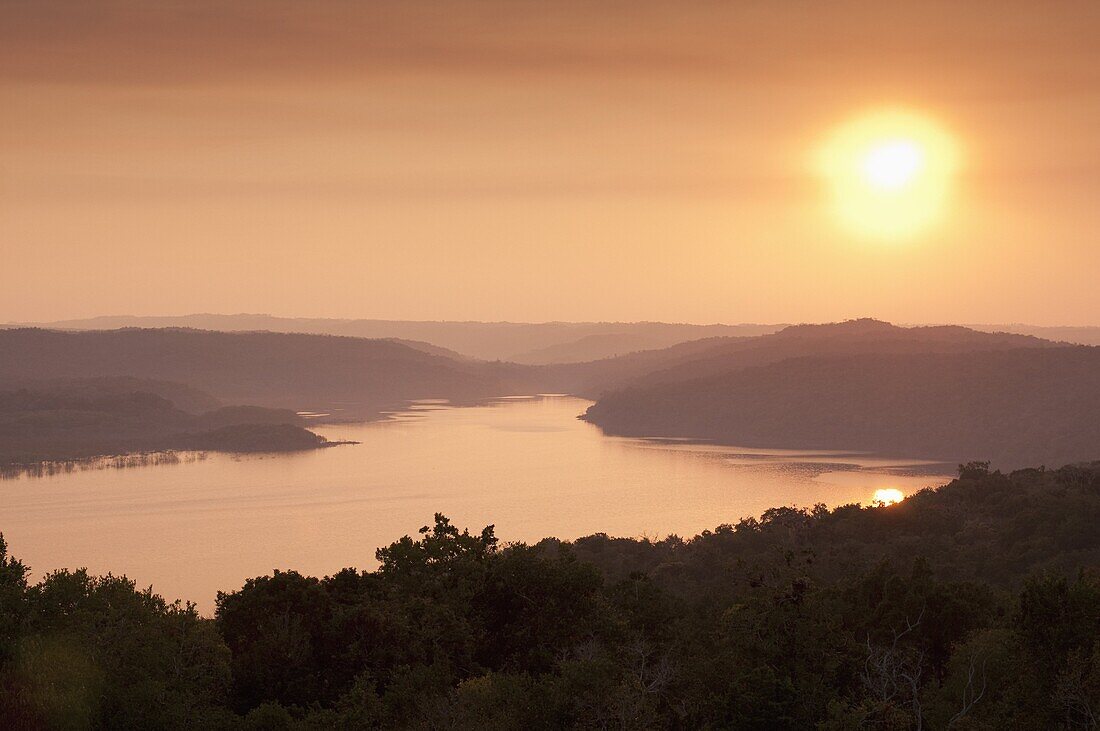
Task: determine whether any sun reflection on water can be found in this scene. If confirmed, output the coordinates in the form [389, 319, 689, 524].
[871, 488, 905, 506]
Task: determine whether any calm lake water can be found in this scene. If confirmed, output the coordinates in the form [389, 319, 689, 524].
[0, 396, 953, 613]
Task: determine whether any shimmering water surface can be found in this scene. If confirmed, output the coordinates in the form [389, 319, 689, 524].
[0, 396, 953, 612]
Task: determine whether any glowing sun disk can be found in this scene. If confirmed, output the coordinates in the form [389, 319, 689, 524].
[862, 140, 924, 190]
[817, 109, 960, 241]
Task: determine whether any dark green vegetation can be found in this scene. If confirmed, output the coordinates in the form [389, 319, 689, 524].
[0, 379, 332, 467]
[2, 464, 1099, 728]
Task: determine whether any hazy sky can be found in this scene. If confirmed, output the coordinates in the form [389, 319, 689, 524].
[3, 0, 1099, 325]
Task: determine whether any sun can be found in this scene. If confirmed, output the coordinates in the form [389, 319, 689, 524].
[816, 109, 960, 241]
[862, 140, 923, 190]
[871, 488, 905, 506]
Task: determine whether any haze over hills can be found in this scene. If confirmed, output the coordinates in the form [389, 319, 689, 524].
[618, 318, 1060, 389]
[0, 328, 532, 417]
[3, 319, 1097, 469]
[2, 314, 779, 363]
[10, 314, 1100, 361]
[541, 318, 1062, 398]
[963, 324, 1100, 346]
[506, 330, 759, 365]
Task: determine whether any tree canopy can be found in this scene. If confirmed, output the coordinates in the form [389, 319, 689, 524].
[2, 464, 1099, 728]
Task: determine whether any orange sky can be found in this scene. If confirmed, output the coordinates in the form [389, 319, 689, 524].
[3, 0, 1099, 325]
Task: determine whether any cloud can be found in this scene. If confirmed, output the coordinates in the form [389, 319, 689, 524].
[2, 0, 1098, 103]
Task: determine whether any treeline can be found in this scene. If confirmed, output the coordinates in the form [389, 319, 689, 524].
[2, 464, 1099, 728]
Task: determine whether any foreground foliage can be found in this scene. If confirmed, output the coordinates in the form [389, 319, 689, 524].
[2, 462, 1100, 729]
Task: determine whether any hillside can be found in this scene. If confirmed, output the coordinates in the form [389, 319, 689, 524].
[0, 376, 223, 414]
[610, 318, 1059, 389]
[541, 318, 1060, 398]
[583, 346, 1100, 468]
[0, 328, 532, 416]
[0, 380, 332, 466]
[536, 335, 756, 396]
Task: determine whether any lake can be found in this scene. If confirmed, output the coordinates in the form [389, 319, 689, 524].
[0, 395, 953, 613]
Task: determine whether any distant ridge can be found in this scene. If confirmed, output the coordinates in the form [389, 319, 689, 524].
[543, 318, 1061, 397]
[9, 314, 1099, 361]
[0, 328, 532, 416]
[0, 314, 781, 363]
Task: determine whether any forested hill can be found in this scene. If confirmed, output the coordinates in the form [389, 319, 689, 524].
[0, 322, 1087, 468]
[1, 463, 1098, 727]
[0, 321, 1065, 418]
[0, 380, 332, 466]
[636, 318, 1059, 386]
[583, 346, 1100, 469]
[0, 328, 532, 415]
[540, 318, 1060, 397]
[0, 376, 223, 414]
